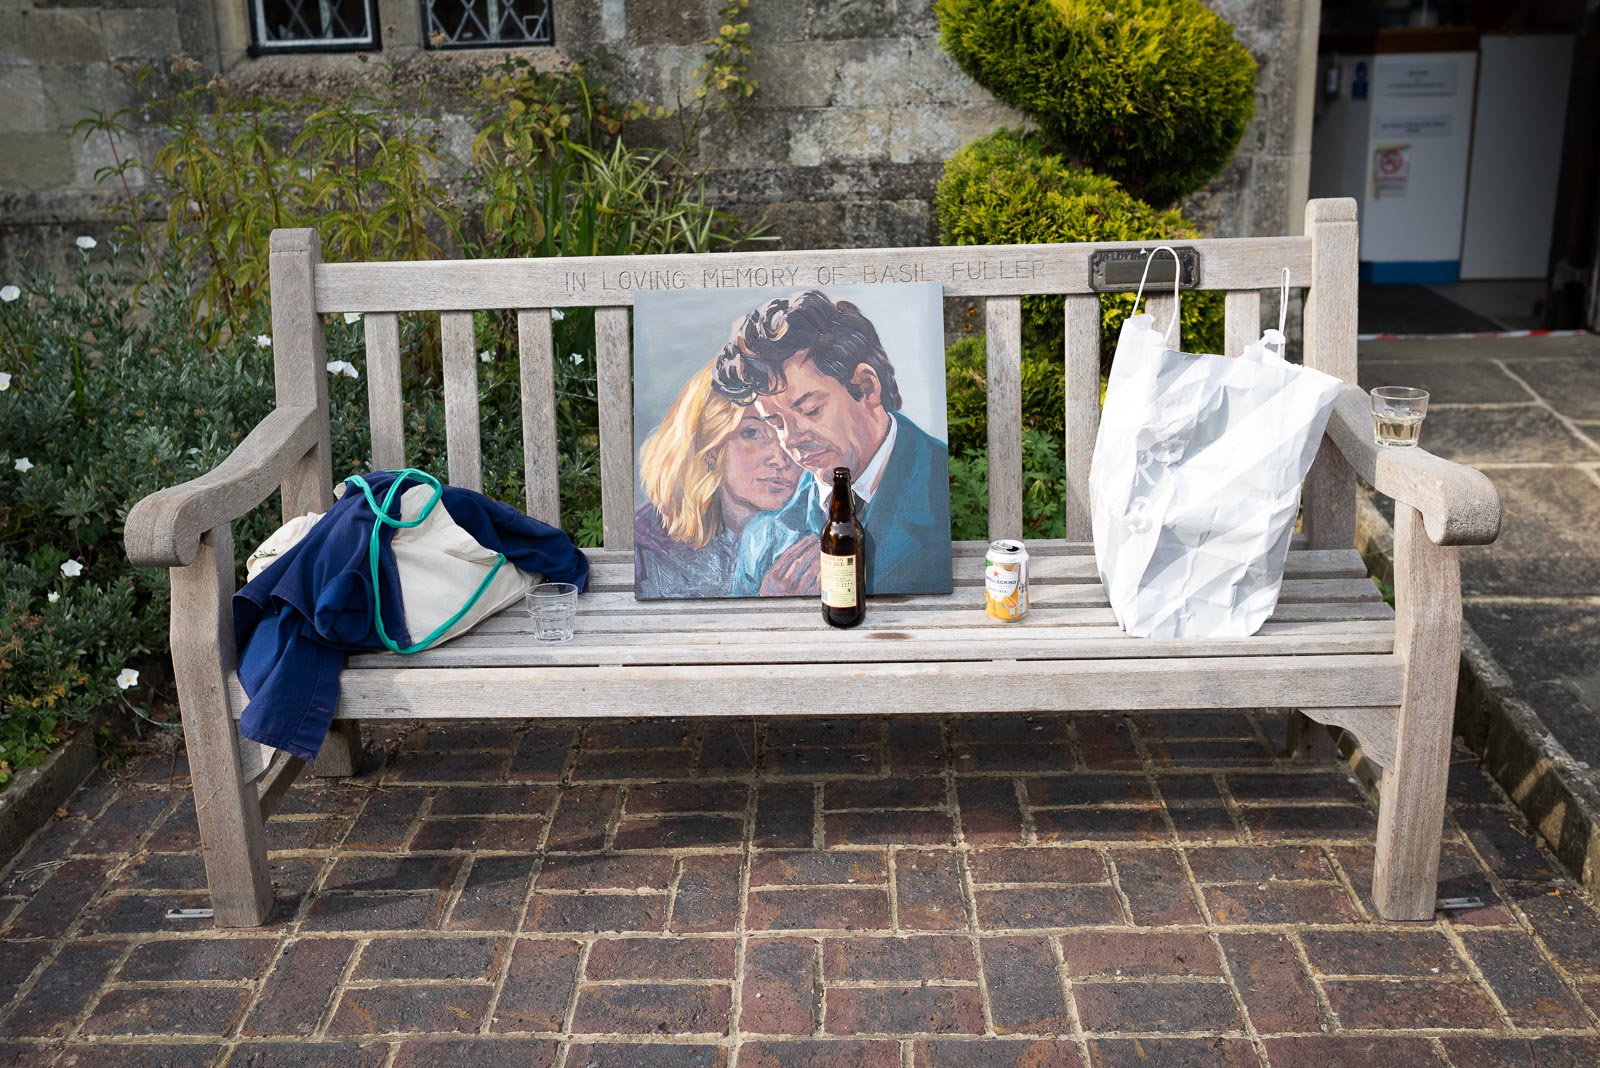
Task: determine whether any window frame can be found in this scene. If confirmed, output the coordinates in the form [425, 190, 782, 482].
[418, 0, 555, 51]
[245, 0, 383, 56]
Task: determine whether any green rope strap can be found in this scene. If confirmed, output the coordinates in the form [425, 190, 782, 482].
[347, 469, 508, 655]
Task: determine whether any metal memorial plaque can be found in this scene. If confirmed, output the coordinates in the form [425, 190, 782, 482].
[1089, 246, 1201, 293]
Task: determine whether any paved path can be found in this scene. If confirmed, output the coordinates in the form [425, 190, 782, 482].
[4, 716, 1600, 1067]
[1358, 333, 1600, 782]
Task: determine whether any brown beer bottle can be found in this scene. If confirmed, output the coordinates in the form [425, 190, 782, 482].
[820, 466, 866, 628]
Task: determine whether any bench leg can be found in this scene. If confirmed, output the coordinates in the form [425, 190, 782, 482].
[1286, 711, 1340, 762]
[313, 721, 363, 777]
[1372, 504, 1461, 921]
[171, 526, 274, 928]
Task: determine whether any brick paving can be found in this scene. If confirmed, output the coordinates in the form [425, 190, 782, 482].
[3, 714, 1600, 1067]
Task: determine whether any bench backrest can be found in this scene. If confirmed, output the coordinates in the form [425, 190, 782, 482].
[267, 198, 1359, 552]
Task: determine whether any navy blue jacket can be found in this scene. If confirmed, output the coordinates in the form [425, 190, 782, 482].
[233, 471, 588, 761]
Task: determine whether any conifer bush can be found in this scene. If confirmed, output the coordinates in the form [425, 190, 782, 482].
[936, 0, 1257, 205]
[932, 0, 1254, 523]
[937, 129, 1224, 371]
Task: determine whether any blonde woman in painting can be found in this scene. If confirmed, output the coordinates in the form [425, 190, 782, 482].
[635, 363, 802, 598]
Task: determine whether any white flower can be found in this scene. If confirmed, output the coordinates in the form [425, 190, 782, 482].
[13, 457, 32, 473]
[116, 668, 139, 690]
[74, 235, 97, 251]
[551, 308, 565, 321]
[571, 352, 584, 365]
[0, 372, 10, 391]
[47, 591, 60, 603]
[344, 312, 362, 324]
[60, 559, 83, 578]
[0, 285, 18, 302]
[479, 349, 494, 364]
[326, 360, 360, 380]
[255, 334, 272, 348]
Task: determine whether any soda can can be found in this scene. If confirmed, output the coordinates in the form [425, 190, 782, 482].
[984, 540, 1029, 621]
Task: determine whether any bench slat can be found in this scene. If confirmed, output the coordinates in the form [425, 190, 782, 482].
[1225, 289, 1262, 357]
[945, 538, 1322, 559]
[986, 296, 1023, 541]
[588, 545, 1366, 579]
[589, 540, 1345, 565]
[429, 614, 1387, 648]
[363, 312, 405, 470]
[579, 560, 1379, 600]
[311, 237, 1316, 312]
[440, 311, 482, 492]
[597, 306, 633, 550]
[470, 598, 1393, 634]
[517, 309, 561, 526]
[1064, 294, 1100, 541]
[576, 544, 1372, 589]
[1303, 201, 1360, 549]
[1147, 292, 1179, 353]
[296, 654, 1403, 719]
[350, 622, 1394, 668]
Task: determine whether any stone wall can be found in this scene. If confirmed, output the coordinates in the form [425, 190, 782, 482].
[0, 0, 1314, 276]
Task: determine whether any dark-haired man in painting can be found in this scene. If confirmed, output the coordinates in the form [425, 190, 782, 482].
[712, 289, 952, 597]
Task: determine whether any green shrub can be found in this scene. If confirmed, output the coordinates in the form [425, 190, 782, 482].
[936, 0, 1256, 204]
[945, 333, 1067, 459]
[0, 243, 612, 787]
[948, 427, 1069, 541]
[85, 50, 765, 355]
[936, 128, 1224, 369]
[1, 558, 141, 789]
[5, 43, 768, 787]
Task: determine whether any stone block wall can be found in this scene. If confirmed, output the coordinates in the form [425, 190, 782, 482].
[0, 0, 1315, 276]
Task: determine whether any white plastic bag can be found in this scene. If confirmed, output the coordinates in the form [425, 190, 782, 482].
[1090, 253, 1343, 638]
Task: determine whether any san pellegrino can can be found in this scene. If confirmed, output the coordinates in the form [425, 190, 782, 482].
[984, 540, 1029, 621]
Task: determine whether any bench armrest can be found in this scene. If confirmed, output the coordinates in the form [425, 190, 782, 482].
[1324, 383, 1501, 546]
[125, 405, 322, 568]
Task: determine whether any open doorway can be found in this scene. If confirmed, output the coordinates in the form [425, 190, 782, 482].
[1309, 0, 1598, 334]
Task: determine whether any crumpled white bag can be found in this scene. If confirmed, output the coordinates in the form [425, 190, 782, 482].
[1090, 253, 1343, 638]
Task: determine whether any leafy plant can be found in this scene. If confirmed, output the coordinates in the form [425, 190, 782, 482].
[947, 428, 1069, 541]
[77, 57, 457, 344]
[9, 34, 775, 784]
[0, 243, 616, 787]
[937, 128, 1224, 371]
[466, 60, 755, 264]
[936, 0, 1257, 205]
[945, 333, 1069, 459]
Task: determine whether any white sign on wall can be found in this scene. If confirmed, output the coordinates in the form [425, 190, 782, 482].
[1376, 114, 1454, 138]
[1378, 60, 1460, 96]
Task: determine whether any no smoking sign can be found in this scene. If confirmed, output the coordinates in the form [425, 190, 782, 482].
[1374, 144, 1411, 198]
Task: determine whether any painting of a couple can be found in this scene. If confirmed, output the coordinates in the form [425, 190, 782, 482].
[632, 284, 953, 599]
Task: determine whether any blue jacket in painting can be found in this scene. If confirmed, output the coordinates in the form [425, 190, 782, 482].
[233, 471, 588, 762]
[731, 411, 953, 596]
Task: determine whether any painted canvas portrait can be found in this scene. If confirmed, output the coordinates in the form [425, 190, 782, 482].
[632, 283, 952, 600]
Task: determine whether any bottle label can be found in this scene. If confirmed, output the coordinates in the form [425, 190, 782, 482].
[820, 552, 857, 608]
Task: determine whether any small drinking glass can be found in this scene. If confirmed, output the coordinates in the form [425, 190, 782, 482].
[527, 582, 578, 644]
[1370, 386, 1429, 449]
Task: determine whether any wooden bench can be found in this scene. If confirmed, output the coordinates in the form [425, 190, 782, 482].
[124, 197, 1501, 928]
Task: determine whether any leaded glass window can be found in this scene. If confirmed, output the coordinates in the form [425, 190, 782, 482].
[250, 0, 379, 52]
[422, 0, 554, 49]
